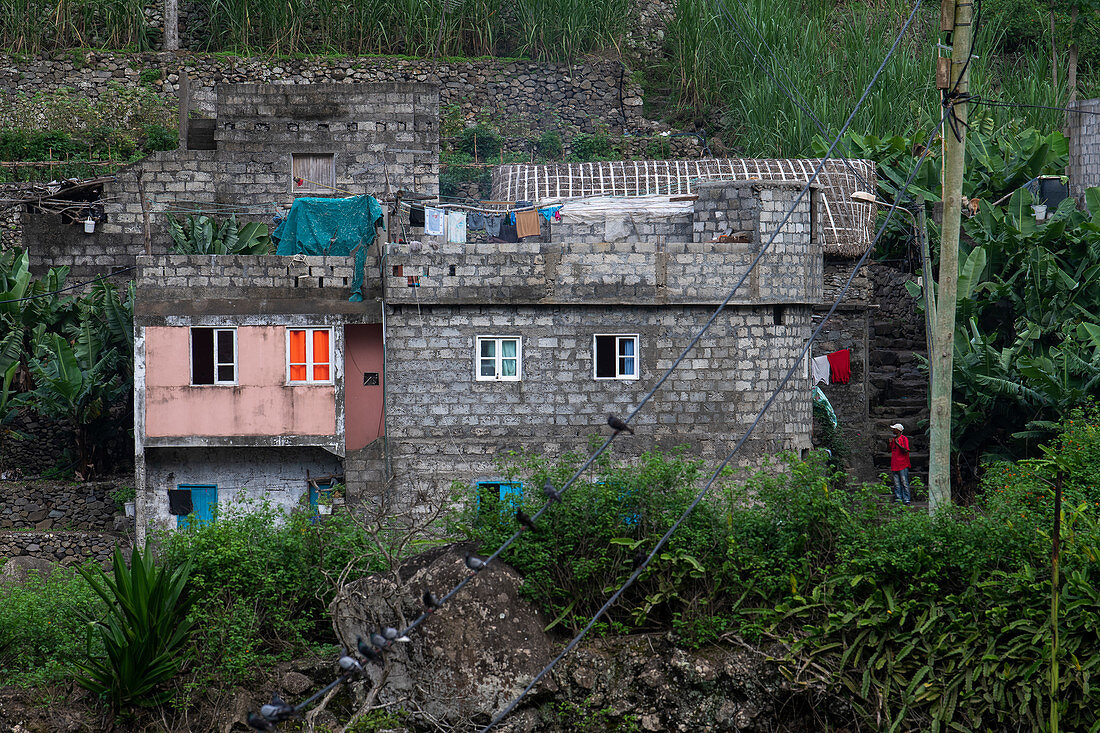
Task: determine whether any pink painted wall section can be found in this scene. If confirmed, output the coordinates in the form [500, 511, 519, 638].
[144, 326, 336, 438]
[344, 324, 384, 451]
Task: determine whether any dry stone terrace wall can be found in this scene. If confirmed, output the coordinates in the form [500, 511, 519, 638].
[0, 479, 124, 530]
[0, 531, 130, 564]
[0, 52, 647, 137]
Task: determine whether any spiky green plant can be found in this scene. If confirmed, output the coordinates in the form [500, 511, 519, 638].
[74, 545, 194, 709]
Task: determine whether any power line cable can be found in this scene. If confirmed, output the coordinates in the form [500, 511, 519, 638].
[246, 0, 926, 727]
[966, 96, 1100, 118]
[480, 98, 951, 733]
[0, 266, 136, 304]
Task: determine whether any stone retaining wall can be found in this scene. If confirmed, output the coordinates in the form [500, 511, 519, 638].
[0, 478, 126, 530]
[0, 531, 130, 564]
[0, 52, 649, 139]
[0, 407, 133, 479]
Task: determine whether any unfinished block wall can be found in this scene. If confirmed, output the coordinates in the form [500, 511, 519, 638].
[27, 82, 439, 275]
[382, 303, 812, 504]
[1068, 98, 1100, 203]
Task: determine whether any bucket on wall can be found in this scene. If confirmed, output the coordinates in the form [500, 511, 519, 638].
[83, 219, 96, 234]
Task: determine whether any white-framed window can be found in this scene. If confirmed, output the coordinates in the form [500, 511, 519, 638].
[190, 327, 237, 385]
[476, 336, 521, 381]
[287, 327, 333, 384]
[291, 153, 335, 193]
[593, 334, 638, 380]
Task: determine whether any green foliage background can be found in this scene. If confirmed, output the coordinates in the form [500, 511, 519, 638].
[459, 414, 1100, 730]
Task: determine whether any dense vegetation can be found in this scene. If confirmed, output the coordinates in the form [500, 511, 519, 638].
[0, 249, 133, 476]
[0, 504, 385, 709]
[2, 406, 1098, 728]
[0, 83, 176, 182]
[847, 122, 1100, 483]
[463, 407, 1100, 730]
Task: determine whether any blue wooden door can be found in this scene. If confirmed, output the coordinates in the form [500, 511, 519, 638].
[177, 485, 218, 529]
[308, 482, 331, 523]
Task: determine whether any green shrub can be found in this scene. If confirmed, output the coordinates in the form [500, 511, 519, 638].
[457, 125, 502, 162]
[143, 123, 177, 152]
[159, 502, 386, 688]
[568, 131, 616, 161]
[0, 563, 105, 688]
[536, 130, 563, 160]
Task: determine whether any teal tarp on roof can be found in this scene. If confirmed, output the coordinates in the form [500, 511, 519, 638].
[272, 195, 384, 302]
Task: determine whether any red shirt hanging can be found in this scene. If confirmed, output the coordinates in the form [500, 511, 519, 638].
[827, 349, 851, 384]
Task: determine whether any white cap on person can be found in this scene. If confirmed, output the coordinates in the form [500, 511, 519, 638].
[890, 423, 904, 431]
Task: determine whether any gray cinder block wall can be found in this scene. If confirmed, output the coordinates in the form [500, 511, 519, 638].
[26, 82, 439, 276]
[379, 180, 823, 504]
[1068, 98, 1100, 203]
[131, 180, 826, 526]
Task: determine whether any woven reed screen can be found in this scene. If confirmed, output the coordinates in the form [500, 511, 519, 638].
[491, 158, 877, 256]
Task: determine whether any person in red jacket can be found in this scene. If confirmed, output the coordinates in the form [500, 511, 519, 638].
[888, 423, 911, 505]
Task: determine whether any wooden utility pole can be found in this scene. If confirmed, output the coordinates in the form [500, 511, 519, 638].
[929, 0, 972, 511]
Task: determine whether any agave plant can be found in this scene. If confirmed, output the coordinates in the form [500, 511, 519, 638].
[165, 213, 273, 255]
[74, 545, 194, 709]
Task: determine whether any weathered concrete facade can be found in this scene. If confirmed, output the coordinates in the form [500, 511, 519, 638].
[133, 254, 381, 541]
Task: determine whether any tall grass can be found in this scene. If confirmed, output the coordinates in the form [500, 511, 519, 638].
[665, 0, 1086, 156]
[190, 0, 627, 59]
[0, 0, 151, 53]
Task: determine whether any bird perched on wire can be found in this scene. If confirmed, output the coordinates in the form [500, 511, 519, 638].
[357, 636, 383, 665]
[542, 478, 562, 503]
[260, 692, 295, 723]
[631, 549, 648, 571]
[247, 712, 276, 731]
[339, 653, 365, 677]
[370, 631, 390, 650]
[608, 414, 634, 434]
[423, 589, 441, 611]
[516, 510, 538, 532]
[383, 626, 411, 643]
[465, 552, 488, 572]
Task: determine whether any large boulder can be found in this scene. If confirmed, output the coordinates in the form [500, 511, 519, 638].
[330, 544, 553, 730]
[0, 556, 57, 585]
[532, 634, 850, 732]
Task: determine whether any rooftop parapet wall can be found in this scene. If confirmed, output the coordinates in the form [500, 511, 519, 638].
[134, 254, 382, 321]
[386, 181, 822, 306]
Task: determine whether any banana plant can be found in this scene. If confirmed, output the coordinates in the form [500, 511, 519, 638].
[21, 329, 129, 477]
[166, 213, 273, 255]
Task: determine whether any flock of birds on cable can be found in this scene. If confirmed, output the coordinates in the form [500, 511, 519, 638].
[245, 414, 637, 731]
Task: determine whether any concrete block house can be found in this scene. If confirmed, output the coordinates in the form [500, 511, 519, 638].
[15, 79, 879, 539]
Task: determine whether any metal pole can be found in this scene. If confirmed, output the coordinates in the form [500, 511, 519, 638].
[929, 0, 971, 512]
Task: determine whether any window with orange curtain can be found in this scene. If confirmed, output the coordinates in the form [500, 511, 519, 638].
[287, 327, 332, 384]
[312, 329, 330, 381]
